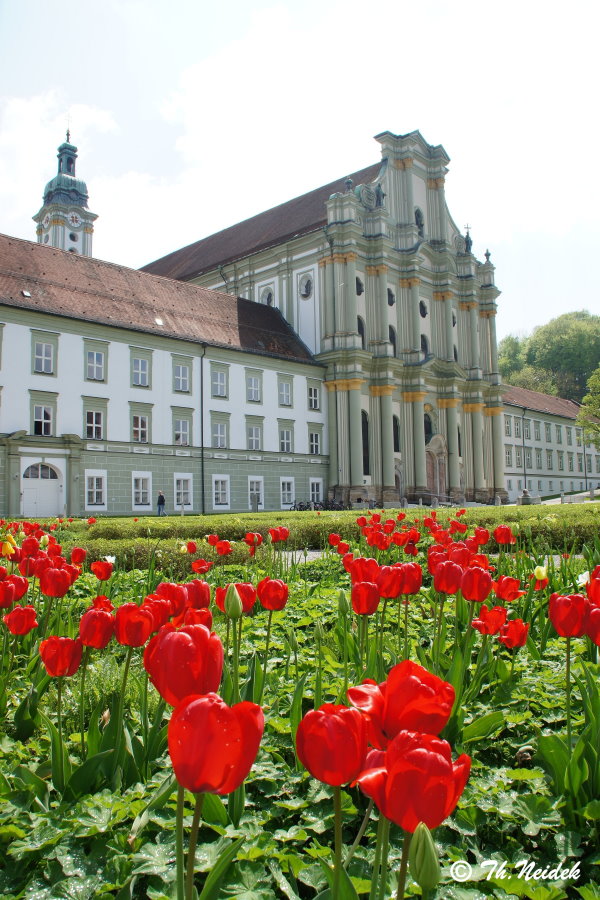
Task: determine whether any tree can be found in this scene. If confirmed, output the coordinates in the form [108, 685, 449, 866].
[498, 335, 527, 380]
[505, 364, 557, 396]
[525, 311, 600, 403]
[577, 364, 600, 450]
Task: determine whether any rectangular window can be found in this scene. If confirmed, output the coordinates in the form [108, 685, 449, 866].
[133, 475, 151, 506]
[87, 475, 104, 506]
[174, 363, 190, 393]
[556, 424, 562, 443]
[34, 341, 54, 374]
[246, 374, 261, 402]
[517, 479, 522, 490]
[505, 446, 512, 466]
[566, 427, 572, 445]
[559, 481, 564, 491]
[278, 378, 292, 407]
[538, 480, 543, 491]
[280, 428, 292, 453]
[515, 447, 522, 467]
[308, 385, 320, 410]
[514, 418, 521, 439]
[309, 431, 321, 455]
[558, 451, 564, 471]
[86, 350, 104, 381]
[132, 357, 149, 387]
[132, 414, 148, 443]
[280, 478, 294, 506]
[309, 478, 323, 504]
[175, 477, 192, 508]
[534, 421, 541, 441]
[33, 404, 53, 436]
[212, 422, 227, 449]
[586, 454, 592, 473]
[211, 368, 227, 398]
[576, 429, 582, 446]
[547, 450, 553, 469]
[86, 410, 103, 440]
[174, 418, 190, 446]
[549, 480, 554, 492]
[568, 453, 574, 472]
[524, 420, 531, 440]
[545, 423, 552, 442]
[525, 448, 532, 468]
[507, 479, 512, 490]
[247, 425, 262, 451]
[212, 476, 229, 509]
[248, 477, 264, 510]
[596, 457, 600, 474]
[578, 453, 583, 472]
[536, 448, 543, 469]
[504, 415, 511, 436]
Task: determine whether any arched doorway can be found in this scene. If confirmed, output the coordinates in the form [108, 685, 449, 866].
[425, 434, 448, 501]
[21, 463, 62, 518]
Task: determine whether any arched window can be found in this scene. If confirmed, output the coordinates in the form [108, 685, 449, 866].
[357, 316, 366, 350]
[419, 300, 428, 318]
[389, 325, 397, 357]
[415, 208, 424, 237]
[362, 410, 370, 475]
[23, 463, 58, 479]
[457, 426, 462, 457]
[393, 415, 400, 453]
[424, 413, 433, 445]
[387, 288, 395, 306]
[421, 334, 429, 358]
[356, 277, 364, 296]
[453, 345, 458, 362]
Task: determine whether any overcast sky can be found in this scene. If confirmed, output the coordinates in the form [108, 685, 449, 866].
[1, 0, 598, 342]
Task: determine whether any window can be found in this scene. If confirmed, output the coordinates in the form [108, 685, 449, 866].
[309, 478, 323, 503]
[514, 418, 521, 439]
[175, 476, 192, 509]
[248, 478, 264, 510]
[568, 453, 574, 472]
[280, 478, 294, 507]
[586, 454, 592, 473]
[559, 481, 564, 491]
[534, 421, 541, 441]
[133, 475, 151, 507]
[387, 288, 395, 307]
[566, 427, 572, 446]
[246, 371, 262, 403]
[504, 416, 512, 437]
[517, 479, 522, 490]
[525, 448, 532, 469]
[211, 367, 228, 398]
[545, 423, 552, 442]
[212, 475, 229, 509]
[505, 447, 512, 466]
[33, 404, 53, 436]
[558, 451, 564, 471]
[596, 457, 600, 474]
[308, 384, 320, 410]
[278, 378, 292, 407]
[173, 361, 190, 393]
[419, 300, 428, 318]
[32, 331, 58, 375]
[309, 430, 321, 455]
[556, 425, 562, 443]
[515, 448, 522, 467]
[212, 421, 227, 449]
[174, 418, 190, 446]
[299, 273, 313, 299]
[86, 350, 105, 381]
[357, 317, 366, 349]
[132, 414, 149, 443]
[576, 429, 582, 447]
[538, 480, 543, 491]
[393, 416, 400, 453]
[578, 453, 583, 472]
[280, 428, 292, 453]
[549, 480, 554, 492]
[536, 448, 543, 469]
[524, 420, 531, 440]
[389, 325, 397, 357]
[547, 450, 553, 469]
[260, 285, 274, 306]
[133, 357, 149, 387]
[247, 424, 262, 451]
[86, 410, 103, 440]
[507, 479, 512, 490]
[420, 334, 429, 357]
[85, 470, 107, 510]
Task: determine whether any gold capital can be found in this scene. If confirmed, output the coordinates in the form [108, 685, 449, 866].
[438, 398, 461, 409]
[463, 402, 485, 413]
[484, 406, 503, 416]
[403, 391, 427, 402]
[370, 385, 395, 396]
[365, 265, 378, 276]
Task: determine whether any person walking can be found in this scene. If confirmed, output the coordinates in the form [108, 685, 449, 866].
[157, 490, 166, 516]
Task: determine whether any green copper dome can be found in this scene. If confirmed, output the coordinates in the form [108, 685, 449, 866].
[42, 138, 89, 208]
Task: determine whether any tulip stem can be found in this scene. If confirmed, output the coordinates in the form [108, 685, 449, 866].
[114, 645, 134, 764]
[369, 814, 385, 900]
[345, 798, 373, 867]
[396, 833, 411, 900]
[231, 615, 241, 705]
[566, 635, 572, 756]
[403, 595, 410, 661]
[259, 611, 273, 705]
[79, 646, 90, 760]
[333, 786, 342, 900]
[185, 793, 204, 900]
[376, 817, 391, 900]
[175, 783, 185, 900]
[56, 676, 64, 792]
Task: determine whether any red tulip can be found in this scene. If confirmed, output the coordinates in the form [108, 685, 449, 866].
[114, 603, 154, 646]
[586, 606, 600, 645]
[185, 580, 211, 609]
[70, 547, 87, 565]
[472, 605, 507, 635]
[168, 693, 264, 794]
[498, 619, 529, 648]
[351, 582, 380, 616]
[376, 566, 403, 599]
[433, 560, 463, 595]
[191, 558, 213, 575]
[215, 583, 256, 614]
[587, 577, 600, 606]
[394, 562, 423, 595]
[39, 635, 83, 677]
[143, 596, 173, 632]
[257, 577, 289, 611]
[215, 540, 232, 556]
[79, 607, 114, 649]
[0, 581, 16, 609]
[90, 560, 113, 581]
[473, 527, 490, 546]
[347, 660, 455, 749]
[349, 557, 380, 585]
[180, 607, 213, 629]
[3, 605, 38, 635]
[549, 593, 589, 638]
[92, 595, 113, 611]
[493, 575, 526, 603]
[207, 534, 219, 546]
[328, 533, 341, 546]
[355, 730, 471, 832]
[460, 566, 493, 603]
[155, 582, 188, 617]
[39, 566, 72, 598]
[144, 623, 223, 706]
[186, 541, 197, 554]
[20, 536, 40, 557]
[296, 704, 368, 786]
[493, 524, 516, 546]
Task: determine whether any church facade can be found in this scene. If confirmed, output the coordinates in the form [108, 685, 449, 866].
[144, 130, 506, 505]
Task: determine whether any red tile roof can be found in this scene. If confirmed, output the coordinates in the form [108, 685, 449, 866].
[141, 162, 383, 281]
[503, 385, 581, 419]
[0, 234, 317, 364]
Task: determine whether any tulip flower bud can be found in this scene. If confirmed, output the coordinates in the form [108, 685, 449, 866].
[40, 534, 50, 548]
[533, 565, 547, 581]
[315, 619, 325, 643]
[409, 822, 440, 891]
[18, 531, 25, 542]
[338, 589, 350, 616]
[179, 544, 187, 554]
[286, 626, 298, 652]
[224, 583, 243, 619]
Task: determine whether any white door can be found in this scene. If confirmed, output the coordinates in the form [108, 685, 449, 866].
[21, 463, 61, 517]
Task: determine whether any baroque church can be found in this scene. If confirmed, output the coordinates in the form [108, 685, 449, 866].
[0, 130, 507, 518]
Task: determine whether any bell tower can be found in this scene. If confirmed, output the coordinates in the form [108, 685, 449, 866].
[33, 132, 98, 256]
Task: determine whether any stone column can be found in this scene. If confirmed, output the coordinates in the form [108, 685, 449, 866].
[333, 254, 345, 336]
[441, 399, 461, 499]
[345, 253, 358, 335]
[379, 387, 396, 489]
[336, 382, 350, 486]
[444, 293, 455, 361]
[404, 391, 427, 497]
[466, 302, 481, 372]
[466, 403, 486, 499]
[320, 258, 334, 337]
[377, 265, 389, 345]
[348, 380, 364, 488]
[487, 311, 500, 382]
[410, 278, 421, 355]
[489, 406, 505, 496]
[325, 382, 339, 490]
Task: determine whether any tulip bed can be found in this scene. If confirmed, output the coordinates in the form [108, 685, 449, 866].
[0, 510, 599, 900]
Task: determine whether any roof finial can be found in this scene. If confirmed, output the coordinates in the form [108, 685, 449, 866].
[66, 128, 71, 143]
